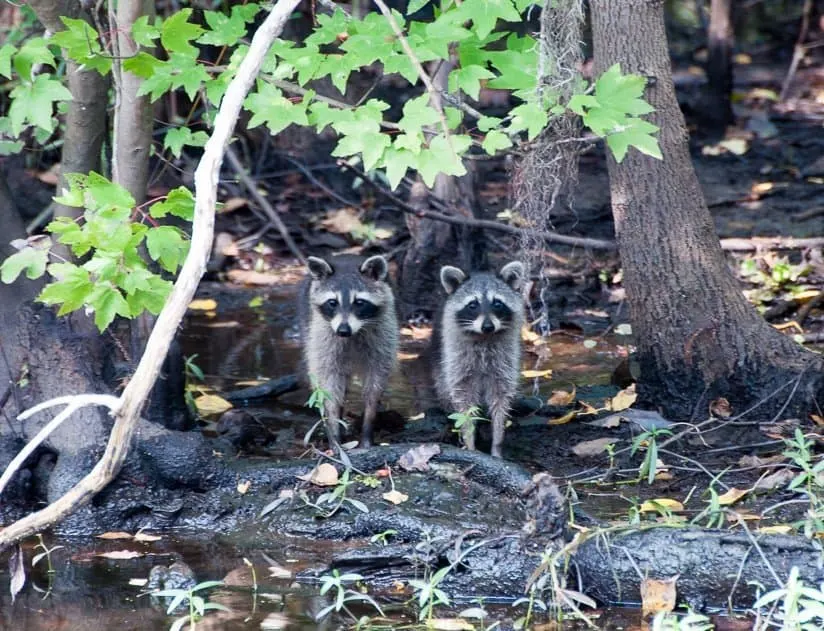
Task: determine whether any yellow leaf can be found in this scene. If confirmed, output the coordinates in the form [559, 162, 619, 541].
[427, 619, 474, 631]
[97, 531, 133, 540]
[547, 388, 576, 406]
[639, 498, 684, 513]
[548, 410, 577, 426]
[609, 384, 636, 411]
[718, 138, 748, 155]
[382, 490, 409, 505]
[717, 487, 749, 506]
[297, 463, 339, 487]
[521, 325, 540, 343]
[758, 524, 793, 535]
[772, 320, 803, 333]
[811, 414, 824, 427]
[521, 368, 552, 379]
[133, 531, 162, 542]
[235, 380, 266, 387]
[237, 480, 251, 495]
[320, 208, 363, 234]
[751, 181, 774, 195]
[734, 53, 752, 64]
[193, 394, 233, 415]
[795, 290, 823, 303]
[397, 351, 419, 361]
[189, 298, 218, 311]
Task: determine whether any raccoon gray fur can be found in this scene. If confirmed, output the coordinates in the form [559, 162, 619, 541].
[299, 254, 399, 447]
[432, 261, 525, 458]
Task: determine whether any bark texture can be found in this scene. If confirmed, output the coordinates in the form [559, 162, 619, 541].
[704, 0, 734, 131]
[590, 0, 823, 421]
[29, 0, 109, 222]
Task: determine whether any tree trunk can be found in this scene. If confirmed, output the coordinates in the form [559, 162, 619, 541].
[396, 59, 486, 319]
[704, 0, 734, 132]
[590, 0, 823, 422]
[28, 0, 109, 223]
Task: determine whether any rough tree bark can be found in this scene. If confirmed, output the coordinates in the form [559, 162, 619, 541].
[704, 0, 734, 132]
[590, 0, 823, 421]
[28, 1, 109, 222]
[396, 59, 486, 319]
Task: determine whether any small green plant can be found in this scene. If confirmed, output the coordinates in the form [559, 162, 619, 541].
[409, 565, 451, 624]
[370, 529, 398, 546]
[752, 566, 824, 630]
[152, 580, 229, 631]
[459, 599, 500, 631]
[304, 376, 346, 444]
[316, 569, 384, 622]
[784, 429, 824, 498]
[30, 534, 63, 598]
[356, 474, 382, 489]
[300, 467, 369, 517]
[183, 354, 205, 412]
[448, 405, 485, 442]
[630, 426, 673, 485]
[691, 484, 726, 530]
[651, 610, 714, 631]
[512, 583, 548, 630]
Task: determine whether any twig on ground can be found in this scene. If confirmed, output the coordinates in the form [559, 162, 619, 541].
[225, 146, 306, 263]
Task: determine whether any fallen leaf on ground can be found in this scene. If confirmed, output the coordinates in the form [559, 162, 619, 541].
[97, 550, 144, 560]
[398, 444, 441, 472]
[129, 578, 148, 587]
[548, 410, 577, 425]
[427, 618, 474, 631]
[133, 531, 162, 543]
[320, 208, 363, 234]
[260, 612, 290, 630]
[547, 388, 576, 406]
[709, 397, 732, 418]
[757, 524, 793, 535]
[97, 531, 134, 540]
[268, 564, 292, 579]
[571, 437, 618, 457]
[640, 575, 679, 618]
[382, 489, 409, 505]
[639, 498, 684, 513]
[9, 546, 25, 603]
[717, 487, 749, 506]
[297, 463, 339, 487]
[193, 394, 233, 415]
[754, 469, 794, 490]
[609, 384, 636, 411]
[577, 401, 607, 416]
[226, 269, 280, 285]
[738, 453, 785, 467]
[586, 414, 624, 429]
[812, 414, 824, 427]
[726, 510, 761, 524]
[237, 480, 251, 494]
[522, 368, 552, 379]
[189, 298, 218, 311]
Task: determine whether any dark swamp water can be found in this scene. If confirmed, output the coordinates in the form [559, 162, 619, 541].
[0, 282, 753, 630]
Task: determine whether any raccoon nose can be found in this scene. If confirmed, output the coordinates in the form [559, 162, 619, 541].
[336, 323, 352, 337]
[481, 318, 496, 334]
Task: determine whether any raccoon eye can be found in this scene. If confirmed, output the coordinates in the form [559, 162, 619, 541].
[325, 298, 338, 308]
[467, 300, 480, 310]
[353, 298, 365, 307]
[492, 299, 504, 309]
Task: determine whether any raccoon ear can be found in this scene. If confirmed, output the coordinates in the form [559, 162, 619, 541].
[360, 255, 389, 281]
[440, 266, 466, 295]
[307, 256, 334, 280]
[499, 261, 525, 291]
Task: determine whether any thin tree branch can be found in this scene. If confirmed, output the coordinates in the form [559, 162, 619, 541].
[225, 146, 306, 264]
[0, 0, 303, 550]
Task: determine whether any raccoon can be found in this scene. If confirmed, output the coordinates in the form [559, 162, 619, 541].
[300, 254, 399, 448]
[433, 261, 525, 458]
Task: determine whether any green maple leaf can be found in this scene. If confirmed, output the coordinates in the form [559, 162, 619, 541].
[382, 52, 417, 84]
[146, 226, 188, 273]
[382, 147, 417, 190]
[149, 186, 195, 220]
[332, 130, 390, 172]
[127, 276, 172, 315]
[482, 129, 511, 154]
[87, 283, 131, 331]
[8, 75, 73, 135]
[122, 52, 162, 79]
[132, 15, 160, 47]
[37, 264, 93, 316]
[0, 44, 15, 79]
[416, 135, 469, 186]
[14, 37, 55, 79]
[86, 172, 135, 214]
[605, 118, 662, 163]
[308, 101, 347, 133]
[199, 8, 249, 47]
[305, 9, 351, 46]
[509, 102, 547, 140]
[398, 94, 440, 133]
[457, 0, 521, 40]
[0, 247, 48, 283]
[161, 9, 204, 56]
[163, 127, 208, 159]
[595, 64, 654, 117]
[51, 18, 111, 74]
[448, 64, 495, 100]
[244, 82, 309, 135]
[486, 44, 538, 92]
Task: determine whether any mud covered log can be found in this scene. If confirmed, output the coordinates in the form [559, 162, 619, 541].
[575, 527, 824, 609]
